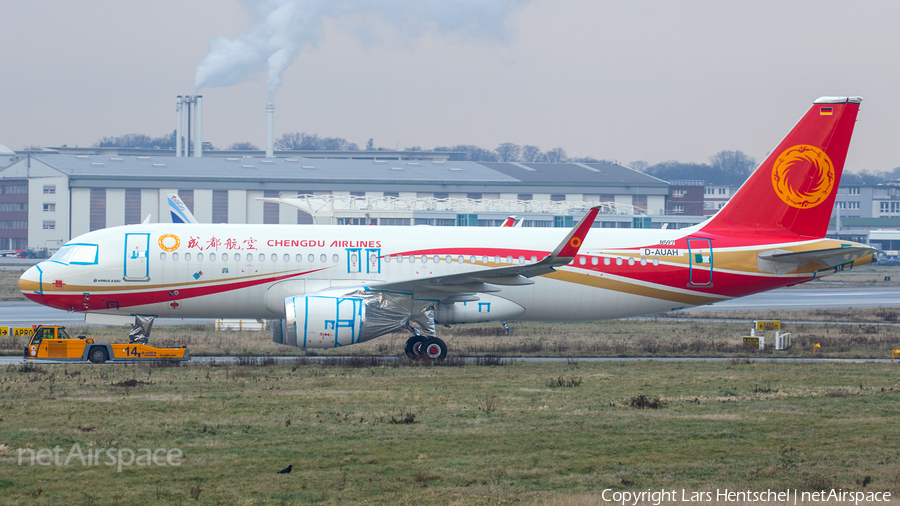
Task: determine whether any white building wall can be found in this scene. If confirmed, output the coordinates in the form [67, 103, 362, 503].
[70, 188, 91, 238]
[106, 189, 125, 228]
[28, 176, 69, 250]
[615, 194, 634, 206]
[566, 194, 584, 202]
[647, 195, 666, 215]
[246, 190, 264, 224]
[228, 190, 247, 224]
[193, 190, 213, 223]
[141, 189, 158, 223]
[278, 195, 298, 224]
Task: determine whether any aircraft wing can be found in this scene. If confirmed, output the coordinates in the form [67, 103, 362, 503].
[757, 246, 875, 274]
[363, 206, 601, 300]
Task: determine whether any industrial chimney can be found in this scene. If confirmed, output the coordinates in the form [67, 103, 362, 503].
[175, 96, 183, 157]
[193, 95, 203, 158]
[266, 103, 274, 158]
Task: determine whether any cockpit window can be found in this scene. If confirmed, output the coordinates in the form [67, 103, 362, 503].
[49, 244, 99, 265]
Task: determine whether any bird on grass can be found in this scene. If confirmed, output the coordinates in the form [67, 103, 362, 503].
[278, 465, 293, 474]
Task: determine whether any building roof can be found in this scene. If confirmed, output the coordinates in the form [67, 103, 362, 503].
[481, 162, 668, 187]
[0, 142, 14, 155]
[8, 155, 669, 194]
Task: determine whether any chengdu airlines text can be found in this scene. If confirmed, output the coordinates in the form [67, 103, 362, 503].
[601, 488, 891, 505]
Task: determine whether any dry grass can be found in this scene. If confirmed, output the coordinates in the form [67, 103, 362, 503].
[2, 308, 900, 359]
[1, 360, 899, 504]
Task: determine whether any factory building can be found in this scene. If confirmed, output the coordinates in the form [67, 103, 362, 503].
[0, 154, 703, 253]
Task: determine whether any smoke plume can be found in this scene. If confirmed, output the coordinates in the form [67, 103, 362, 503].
[195, 0, 527, 100]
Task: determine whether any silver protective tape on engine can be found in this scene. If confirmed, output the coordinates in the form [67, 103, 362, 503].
[128, 315, 155, 344]
[353, 290, 436, 341]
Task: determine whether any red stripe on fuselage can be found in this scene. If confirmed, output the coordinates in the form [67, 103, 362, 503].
[24, 268, 326, 312]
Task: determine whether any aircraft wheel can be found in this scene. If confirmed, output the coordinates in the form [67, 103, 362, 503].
[421, 337, 447, 361]
[88, 347, 108, 364]
[405, 335, 425, 359]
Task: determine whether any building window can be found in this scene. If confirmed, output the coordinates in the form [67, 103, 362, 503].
[435, 219, 455, 226]
[718, 188, 726, 195]
[0, 202, 26, 212]
[835, 201, 847, 209]
[672, 190, 685, 198]
[383, 192, 399, 199]
[1, 184, 26, 195]
[263, 190, 280, 224]
[704, 187, 714, 195]
[892, 202, 900, 213]
[43, 203, 55, 212]
[125, 188, 141, 225]
[467, 193, 482, 200]
[298, 210, 313, 224]
[518, 194, 532, 201]
[380, 218, 410, 226]
[212, 190, 228, 223]
[90, 188, 106, 231]
[849, 187, 860, 195]
[849, 202, 860, 210]
[350, 191, 366, 198]
[673, 205, 684, 214]
[43, 220, 55, 230]
[550, 194, 566, 202]
[0, 220, 26, 229]
[43, 185, 55, 195]
[433, 192, 449, 200]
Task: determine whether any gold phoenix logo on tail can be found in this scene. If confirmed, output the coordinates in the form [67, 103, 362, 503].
[771, 144, 834, 209]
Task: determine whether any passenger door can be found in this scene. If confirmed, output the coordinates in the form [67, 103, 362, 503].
[687, 238, 713, 286]
[124, 233, 150, 281]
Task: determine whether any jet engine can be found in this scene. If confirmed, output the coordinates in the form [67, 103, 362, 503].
[270, 289, 435, 349]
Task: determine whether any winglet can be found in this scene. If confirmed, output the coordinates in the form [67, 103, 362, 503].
[547, 206, 600, 261]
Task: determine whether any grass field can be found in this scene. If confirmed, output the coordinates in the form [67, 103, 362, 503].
[4, 307, 900, 359]
[1, 359, 898, 505]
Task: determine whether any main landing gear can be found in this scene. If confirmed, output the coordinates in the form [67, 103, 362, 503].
[404, 335, 448, 361]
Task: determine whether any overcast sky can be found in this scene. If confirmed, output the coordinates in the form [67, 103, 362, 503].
[2, 0, 899, 172]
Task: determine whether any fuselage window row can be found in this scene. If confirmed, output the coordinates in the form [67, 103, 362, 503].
[157, 251, 662, 268]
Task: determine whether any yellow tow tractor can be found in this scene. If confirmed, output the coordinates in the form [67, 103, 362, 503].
[23, 325, 190, 364]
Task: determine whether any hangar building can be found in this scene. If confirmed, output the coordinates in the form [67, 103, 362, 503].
[0, 154, 700, 253]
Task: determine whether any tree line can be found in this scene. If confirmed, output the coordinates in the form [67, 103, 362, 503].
[93, 131, 900, 187]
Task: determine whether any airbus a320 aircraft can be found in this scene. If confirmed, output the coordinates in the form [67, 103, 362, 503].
[19, 97, 874, 360]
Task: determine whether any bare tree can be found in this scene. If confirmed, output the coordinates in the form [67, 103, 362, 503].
[629, 161, 649, 172]
[520, 145, 542, 163]
[542, 147, 567, 163]
[228, 142, 258, 150]
[495, 143, 521, 162]
[709, 150, 756, 180]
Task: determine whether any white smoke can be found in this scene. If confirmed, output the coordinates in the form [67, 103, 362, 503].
[195, 0, 527, 100]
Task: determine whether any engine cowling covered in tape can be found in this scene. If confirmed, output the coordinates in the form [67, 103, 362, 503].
[271, 289, 435, 349]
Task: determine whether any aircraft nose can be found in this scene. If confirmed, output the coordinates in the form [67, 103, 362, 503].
[19, 265, 41, 296]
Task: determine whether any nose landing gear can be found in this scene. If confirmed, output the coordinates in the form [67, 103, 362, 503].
[404, 335, 447, 361]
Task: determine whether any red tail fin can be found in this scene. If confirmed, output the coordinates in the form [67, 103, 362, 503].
[702, 97, 860, 238]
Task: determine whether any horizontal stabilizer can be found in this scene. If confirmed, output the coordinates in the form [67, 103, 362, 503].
[757, 246, 875, 274]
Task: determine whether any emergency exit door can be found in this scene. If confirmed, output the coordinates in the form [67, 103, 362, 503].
[687, 238, 713, 286]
